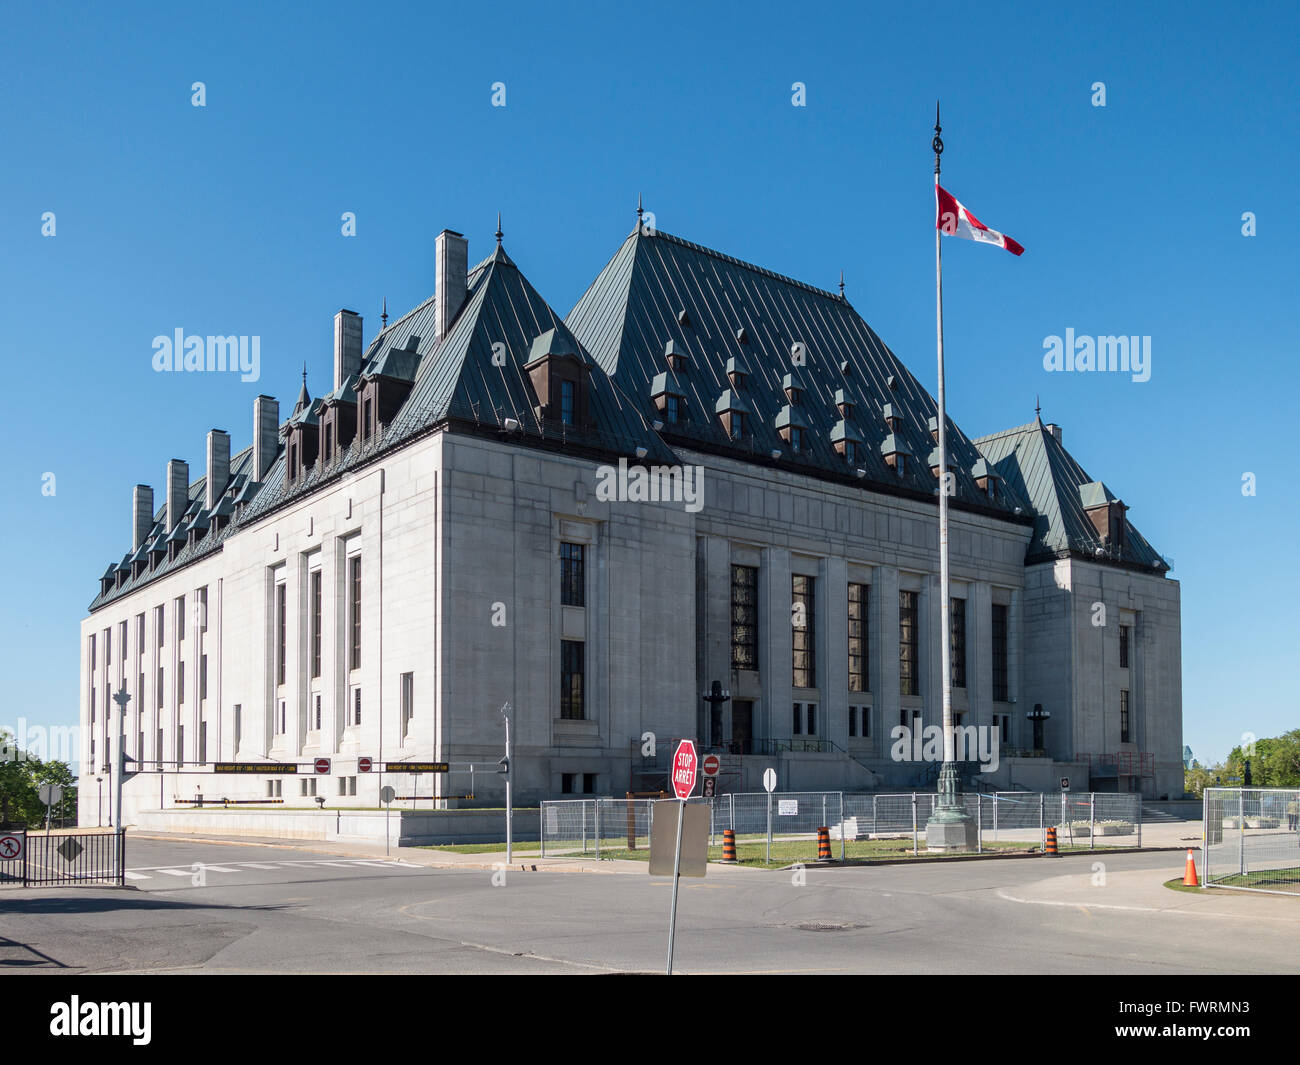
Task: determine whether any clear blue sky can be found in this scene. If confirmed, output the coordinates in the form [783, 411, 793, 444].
[1, 1, 1295, 768]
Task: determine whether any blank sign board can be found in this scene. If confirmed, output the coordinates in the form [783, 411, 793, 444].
[648, 801, 710, 877]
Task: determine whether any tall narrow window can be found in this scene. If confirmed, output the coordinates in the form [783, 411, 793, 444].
[792, 575, 816, 688]
[560, 543, 585, 607]
[352, 688, 362, 727]
[156, 605, 165, 648]
[792, 703, 802, 735]
[199, 654, 207, 701]
[1119, 624, 1130, 669]
[400, 672, 414, 741]
[198, 587, 208, 632]
[177, 596, 186, 642]
[848, 582, 869, 692]
[178, 660, 186, 705]
[664, 394, 681, 424]
[730, 411, 745, 440]
[1120, 689, 1131, 743]
[349, 555, 362, 670]
[176, 726, 183, 768]
[991, 603, 1009, 702]
[156, 665, 164, 710]
[275, 581, 287, 686]
[310, 569, 322, 679]
[559, 379, 576, 426]
[899, 590, 919, 697]
[848, 706, 857, 737]
[234, 705, 242, 750]
[806, 703, 817, 735]
[950, 597, 967, 689]
[106, 628, 111, 666]
[314, 694, 322, 731]
[120, 620, 128, 662]
[731, 565, 759, 671]
[561, 640, 585, 719]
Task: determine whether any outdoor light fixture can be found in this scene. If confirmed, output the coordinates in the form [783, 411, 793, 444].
[314, 796, 325, 809]
[855, 468, 866, 478]
[635, 446, 648, 459]
[652, 419, 664, 431]
[769, 449, 782, 460]
[502, 417, 521, 432]
[1028, 703, 1051, 751]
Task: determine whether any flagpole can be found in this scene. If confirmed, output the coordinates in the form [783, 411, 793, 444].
[927, 101, 975, 849]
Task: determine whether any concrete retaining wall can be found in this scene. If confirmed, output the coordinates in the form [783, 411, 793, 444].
[133, 807, 540, 845]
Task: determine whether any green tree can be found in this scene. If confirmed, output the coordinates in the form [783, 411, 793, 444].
[0, 727, 79, 827]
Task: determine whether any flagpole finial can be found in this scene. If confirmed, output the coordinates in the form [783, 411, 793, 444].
[933, 100, 944, 176]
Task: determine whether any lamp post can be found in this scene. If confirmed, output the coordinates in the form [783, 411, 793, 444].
[702, 681, 730, 750]
[1028, 703, 1051, 755]
[111, 686, 130, 833]
[499, 702, 512, 865]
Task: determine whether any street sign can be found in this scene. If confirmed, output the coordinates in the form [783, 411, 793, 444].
[214, 763, 298, 775]
[314, 758, 331, 775]
[0, 833, 22, 861]
[649, 801, 709, 877]
[380, 785, 396, 804]
[702, 777, 716, 798]
[386, 762, 449, 774]
[380, 785, 396, 857]
[762, 768, 777, 793]
[671, 740, 698, 800]
[358, 756, 373, 773]
[39, 783, 64, 807]
[1060, 777, 1070, 791]
[702, 753, 720, 777]
[778, 799, 798, 816]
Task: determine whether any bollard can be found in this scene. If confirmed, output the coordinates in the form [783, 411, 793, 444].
[721, 829, 738, 863]
[817, 826, 833, 862]
[1045, 826, 1059, 856]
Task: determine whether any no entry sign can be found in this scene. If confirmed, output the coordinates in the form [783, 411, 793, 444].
[672, 740, 698, 799]
[358, 757, 373, 773]
[701, 753, 720, 777]
[314, 758, 331, 774]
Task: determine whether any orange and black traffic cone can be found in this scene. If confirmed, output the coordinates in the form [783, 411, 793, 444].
[1183, 848, 1200, 887]
[721, 829, 737, 863]
[817, 826, 833, 862]
[1045, 826, 1059, 856]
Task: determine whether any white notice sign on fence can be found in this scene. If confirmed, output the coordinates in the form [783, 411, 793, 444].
[778, 800, 798, 816]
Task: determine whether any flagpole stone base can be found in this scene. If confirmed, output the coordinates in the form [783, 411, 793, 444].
[924, 760, 977, 851]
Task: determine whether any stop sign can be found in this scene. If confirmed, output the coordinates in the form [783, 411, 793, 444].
[314, 758, 331, 774]
[671, 739, 698, 799]
[701, 754, 720, 777]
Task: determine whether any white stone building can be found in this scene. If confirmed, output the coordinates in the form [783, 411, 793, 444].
[79, 221, 1183, 826]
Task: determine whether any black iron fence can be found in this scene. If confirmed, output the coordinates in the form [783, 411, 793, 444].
[0, 829, 125, 887]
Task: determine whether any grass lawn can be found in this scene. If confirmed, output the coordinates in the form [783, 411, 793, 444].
[544, 836, 1041, 867]
[1205, 866, 1300, 891]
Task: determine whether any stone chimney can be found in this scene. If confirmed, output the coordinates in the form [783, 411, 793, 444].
[1045, 423, 1062, 444]
[254, 395, 279, 481]
[206, 429, 231, 509]
[132, 485, 154, 549]
[435, 229, 468, 341]
[166, 460, 189, 531]
[334, 309, 363, 389]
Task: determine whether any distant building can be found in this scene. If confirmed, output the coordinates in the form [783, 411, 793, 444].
[80, 219, 1183, 825]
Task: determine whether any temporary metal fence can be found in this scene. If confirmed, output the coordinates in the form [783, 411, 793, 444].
[539, 790, 1143, 861]
[1203, 787, 1300, 895]
[0, 828, 125, 887]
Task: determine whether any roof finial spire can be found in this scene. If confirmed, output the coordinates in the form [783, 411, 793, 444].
[636, 193, 643, 226]
[495, 211, 503, 247]
[381, 296, 388, 329]
[839, 269, 845, 299]
[302, 361, 307, 385]
[1035, 394, 1041, 420]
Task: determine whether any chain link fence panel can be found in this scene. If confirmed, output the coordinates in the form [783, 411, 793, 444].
[1204, 787, 1300, 894]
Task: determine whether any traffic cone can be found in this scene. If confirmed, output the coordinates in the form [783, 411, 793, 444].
[721, 829, 737, 863]
[1183, 849, 1200, 887]
[817, 826, 833, 862]
[1045, 826, 1058, 856]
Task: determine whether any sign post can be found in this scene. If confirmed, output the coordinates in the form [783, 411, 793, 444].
[380, 785, 395, 855]
[666, 738, 698, 975]
[763, 767, 777, 864]
[39, 783, 64, 832]
[500, 703, 513, 866]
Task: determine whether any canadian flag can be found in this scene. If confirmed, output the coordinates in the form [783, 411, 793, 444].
[935, 184, 1024, 256]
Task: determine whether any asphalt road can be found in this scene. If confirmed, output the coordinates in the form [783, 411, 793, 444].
[1, 836, 1295, 974]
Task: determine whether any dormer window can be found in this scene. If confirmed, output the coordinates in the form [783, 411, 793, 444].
[882, 403, 903, 433]
[1079, 481, 1127, 549]
[726, 357, 749, 389]
[881, 434, 910, 475]
[664, 394, 682, 424]
[664, 340, 688, 373]
[715, 389, 750, 440]
[835, 389, 855, 418]
[782, 373, 804, 405]
[971, 458, 1000, 500]
[775, 404, 808, 450]
[730, 411, 745, 439]
[363, 397, 374, 440]
[843, 440, 861, 464]
[525, 328, 589, 430]
[831, 418, 865, 463]
[789, 426, 806, 452]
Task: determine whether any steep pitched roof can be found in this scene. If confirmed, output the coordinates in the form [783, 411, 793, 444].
[566, 227, 1029, 516]
[974, 419, 1168, 571]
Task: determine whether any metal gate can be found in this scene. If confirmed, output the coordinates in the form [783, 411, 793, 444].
[0, 829, 125, 887]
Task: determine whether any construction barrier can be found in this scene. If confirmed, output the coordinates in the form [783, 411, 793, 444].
[1045, 826, 1059, 856]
